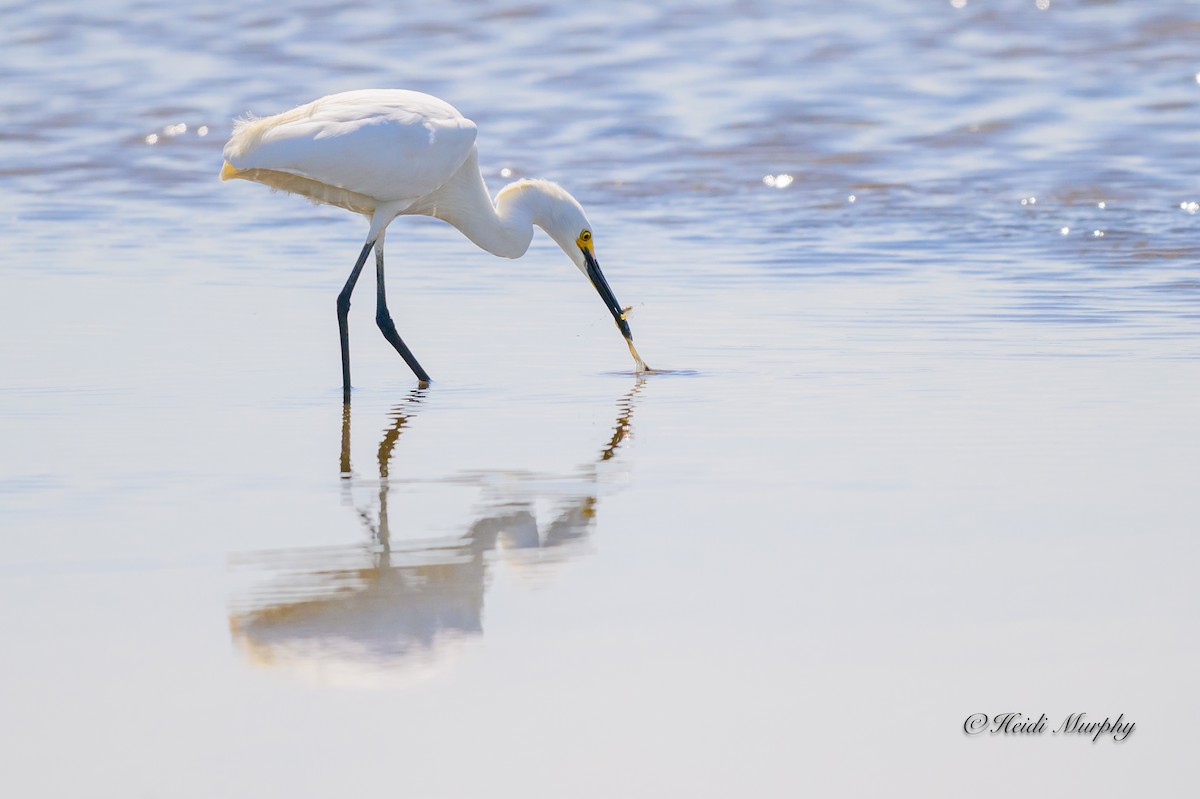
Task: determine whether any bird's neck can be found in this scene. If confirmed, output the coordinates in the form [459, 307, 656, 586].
[412, 151, 568, 260]
[408, 150, 526, 258]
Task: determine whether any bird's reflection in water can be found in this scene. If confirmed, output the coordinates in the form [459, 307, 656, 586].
[228, 381, 645, 687]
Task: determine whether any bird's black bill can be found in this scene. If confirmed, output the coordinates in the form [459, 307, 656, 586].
[584, 249, 633, 340]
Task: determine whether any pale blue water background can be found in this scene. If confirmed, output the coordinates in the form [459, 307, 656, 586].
[2, 1, 1199, 796]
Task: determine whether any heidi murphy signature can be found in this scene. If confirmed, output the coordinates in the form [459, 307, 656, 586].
[963, 712, 1135, 742]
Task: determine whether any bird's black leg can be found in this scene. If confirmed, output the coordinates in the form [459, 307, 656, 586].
[374, 241, 432, 383]
[338, 240, 375, 401]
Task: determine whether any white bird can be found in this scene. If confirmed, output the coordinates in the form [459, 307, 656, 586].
[220, 89, 648, 395]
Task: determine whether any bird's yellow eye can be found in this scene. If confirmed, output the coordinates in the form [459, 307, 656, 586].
[581, 230, 591, 241]
[577, 229, 594, 252]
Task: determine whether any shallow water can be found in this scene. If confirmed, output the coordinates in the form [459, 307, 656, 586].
[2, 1, 1199, 795]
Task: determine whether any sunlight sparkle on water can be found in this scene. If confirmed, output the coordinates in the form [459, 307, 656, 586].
[762, 174, 794, 189]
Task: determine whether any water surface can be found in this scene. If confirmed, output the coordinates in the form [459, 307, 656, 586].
[2, 1, 1199, 795]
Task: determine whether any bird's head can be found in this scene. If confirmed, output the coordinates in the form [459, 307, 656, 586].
[496, 178, 646, 369]
[526, 183, 634, 343]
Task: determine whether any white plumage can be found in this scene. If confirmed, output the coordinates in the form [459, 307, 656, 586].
[224, 90, 477, 214]
[221, 89, 647, 393]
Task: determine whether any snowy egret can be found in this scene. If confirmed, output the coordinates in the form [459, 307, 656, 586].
[220, 89, 648, 393]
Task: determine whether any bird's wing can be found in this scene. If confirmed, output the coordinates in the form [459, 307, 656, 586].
[224, 90, 478, 203]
